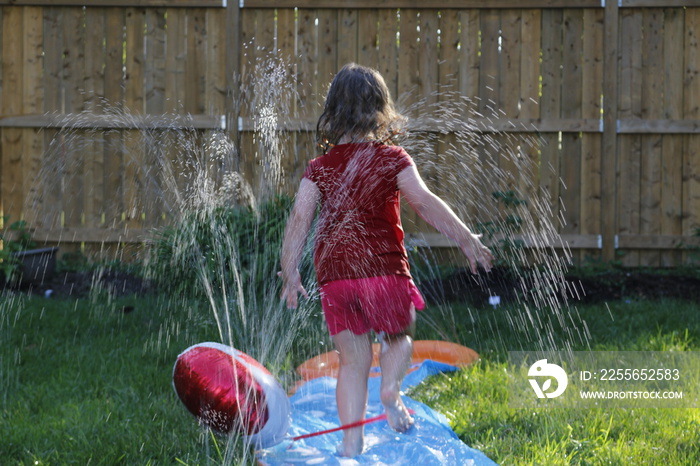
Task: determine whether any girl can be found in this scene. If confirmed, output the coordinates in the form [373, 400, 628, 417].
[280, 63, 493, 457]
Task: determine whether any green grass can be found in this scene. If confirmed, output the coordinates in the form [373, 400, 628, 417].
[1, 290, 699, 465]
[410, 299, 700, 465]
[0, 293, 270, 465]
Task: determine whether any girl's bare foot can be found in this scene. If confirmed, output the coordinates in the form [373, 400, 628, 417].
[337, 432, 364, 457]
[381, 389, 414, 433]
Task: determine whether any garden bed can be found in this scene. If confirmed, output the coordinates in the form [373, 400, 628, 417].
[419, 266, 700, 306]
[9, 269, 155, 298]
[7, 262, 700, 306]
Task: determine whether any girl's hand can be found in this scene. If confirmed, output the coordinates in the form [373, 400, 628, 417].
[460, 234, 494, 274]
[279, 270, 309, 309]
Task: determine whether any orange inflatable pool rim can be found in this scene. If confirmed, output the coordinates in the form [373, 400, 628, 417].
[296, 340, 479, 381]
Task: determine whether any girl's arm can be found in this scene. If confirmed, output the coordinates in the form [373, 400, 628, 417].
[397, 164, 493, 274]
[280, 178, 320, 309]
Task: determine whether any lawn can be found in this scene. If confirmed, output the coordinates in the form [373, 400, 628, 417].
[411, 299, 700, 465]
[1, 288, 698, 465]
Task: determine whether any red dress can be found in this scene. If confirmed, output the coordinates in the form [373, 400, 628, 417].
[303, 141, 414, 285]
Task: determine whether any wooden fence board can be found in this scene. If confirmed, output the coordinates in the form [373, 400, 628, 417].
[185, 8, 206, 114]
[397, 9, 419, 115]
[1, 6, 24, 222]
[291, 8, 317, 199]
[617, 8, 643, 266]
[436, 10, 460, 206]
[275, 6, 296, 195]
[105, 8, 125, 107]
[473, 10, 502, 229]
[84, 9, 105, 111]
[454, 9, 482, 226]
[560, 9, 583, 264]
[539, 9, 563, 231]
[145, 9, 166, 114]
[396, 8, 420, 232]
[206, 8, 226, 116]
[206, 8, 227, 200]
[497, 9, 522, 229]
[337, 9, 358, 69]
[276, 8, 299, 194]
[377, 9, 398, 99]
[518, 10, 542, 233]
[419, 9, 438, 105]
[125, 8, 145, 115]
[102, 7, 124, 240]
[580, 8, 603, 262]
[302, 10, 324, 114]
[317, 9, 336, 106]
[638, 8, 664, 266]
[600, 2, 620, 260]
[661, 135, 684, 266]
[21, 7, 43, 231]
[62, 8, 84, 114]
[684, 8, 700, 246]
[357, 9, 378, 69]
[296, 8, 317, 122]
[458, 10, 479, 103]
[418, 8, 439, 196]
[124, 7, 145, 232]
[164, 8, 184, 113]
[500, 9, 521, 117]
[438, 9, 459, 96]
[520, 10, 541, 119]
[60, 7, 86, 240]
[237, 8, 255, 196]
[143, 9, 167, 231]
[478, 9, 499, 117]
[256, 7, 278, 197]
[655, 9, 684, 265]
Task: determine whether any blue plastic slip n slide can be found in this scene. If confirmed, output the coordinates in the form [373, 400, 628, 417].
[257, 359, 499, 465]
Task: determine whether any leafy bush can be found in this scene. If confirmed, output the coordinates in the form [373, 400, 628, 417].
[0, 218, 38, 283]
[147, 195, 304, 301]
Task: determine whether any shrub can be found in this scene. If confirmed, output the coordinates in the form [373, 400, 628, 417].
[0, 218, 38, 283]
[147, 195, 305, 301]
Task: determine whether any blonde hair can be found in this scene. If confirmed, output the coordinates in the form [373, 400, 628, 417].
[316, 63, 406, 152]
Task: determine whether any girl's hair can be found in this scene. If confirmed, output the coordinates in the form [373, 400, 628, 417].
[316, 63, 406, 152]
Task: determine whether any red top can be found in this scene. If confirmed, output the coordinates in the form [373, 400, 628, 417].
[303, 142, 414, 285]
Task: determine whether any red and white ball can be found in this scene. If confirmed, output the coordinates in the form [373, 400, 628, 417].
[172, 342, 290, 448]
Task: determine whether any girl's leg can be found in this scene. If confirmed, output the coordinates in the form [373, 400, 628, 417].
[378, 323, 415, 433]
[332, 329, 373, 457]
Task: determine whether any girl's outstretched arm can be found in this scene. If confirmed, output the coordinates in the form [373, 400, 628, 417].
[280, 178, 320, 308]
[397, 164, 493, 274]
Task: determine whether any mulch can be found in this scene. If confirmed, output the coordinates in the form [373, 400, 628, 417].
[6, 265, 700, 306]
[418, 267, 700, 307]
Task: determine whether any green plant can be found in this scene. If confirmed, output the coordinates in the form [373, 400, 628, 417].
[148, 195, 307, 300]
[0, 217, 38, 282]
[56, 251, 91, 273]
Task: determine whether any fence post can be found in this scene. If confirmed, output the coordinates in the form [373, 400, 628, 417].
[602, 0, 619, 261]
[226, 0, 242, 171]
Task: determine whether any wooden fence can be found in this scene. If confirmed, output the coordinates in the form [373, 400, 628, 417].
[1, 0, 699, 267]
